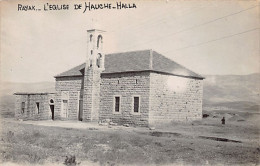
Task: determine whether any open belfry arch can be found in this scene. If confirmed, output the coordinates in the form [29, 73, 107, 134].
[83, 29, 105, 121]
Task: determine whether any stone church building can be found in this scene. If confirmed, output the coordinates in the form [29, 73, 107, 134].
[14, 28, 204, 127]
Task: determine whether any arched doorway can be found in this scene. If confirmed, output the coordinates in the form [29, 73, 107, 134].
[49, 99, 54, 120]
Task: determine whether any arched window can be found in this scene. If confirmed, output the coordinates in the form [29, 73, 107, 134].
[97, 35, 103, 49]
[90, 34, 93, 42]
[91, 50, 93, 55]
[96, 54, 102, 68]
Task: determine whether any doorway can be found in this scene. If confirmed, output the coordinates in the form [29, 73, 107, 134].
[50, 105, 54, 120]
[49, 99, 54, 120]
[78, 100, 83, 121]
[62, 100, 68, 118]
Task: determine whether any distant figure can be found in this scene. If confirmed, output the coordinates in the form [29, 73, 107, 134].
[221, 117, 225, 125]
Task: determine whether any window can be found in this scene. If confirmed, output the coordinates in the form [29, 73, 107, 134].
[36, 102, 40, 114]
[96, 54, 102, 68]
[133, 97, 140, 113]
[90, 60, 92, 67]
[114, 96, 120, 113]
[90, 34, 93, 42]
[21, 102, 25, 114]
[97, 35, 103, 49]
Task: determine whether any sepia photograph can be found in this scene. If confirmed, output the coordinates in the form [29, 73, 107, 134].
[0, 0, 259, 165]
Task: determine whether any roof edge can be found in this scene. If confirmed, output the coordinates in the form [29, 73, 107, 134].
[54, 63, 86, 78]
[54, 75, 83, 78]
[152, 50, 205, 79]
[14, 92, 56, 95]
[151, 70, 205, 79]
[102, 70, 205, 79]
[105, 49, 152, 56]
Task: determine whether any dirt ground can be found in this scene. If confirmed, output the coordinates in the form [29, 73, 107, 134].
[0, 111, 259, 166]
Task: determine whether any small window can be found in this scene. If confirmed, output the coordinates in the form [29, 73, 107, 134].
[90, 60, 92, 67]
[36, 102, 40, 114]
[96, 54, 102, 68]
[21, 102, 25, 114]
[114, 96, 120, 113]
[97, 35, 103, 49]
[133, 97, 140, 113]
[90, 34, 93, 42]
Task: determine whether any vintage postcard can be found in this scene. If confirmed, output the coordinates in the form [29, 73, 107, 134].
[0, 0, 259, 165]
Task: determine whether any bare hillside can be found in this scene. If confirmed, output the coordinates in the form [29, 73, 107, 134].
[203, 73, 259, 110]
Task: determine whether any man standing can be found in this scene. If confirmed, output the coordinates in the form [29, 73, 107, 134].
[221, 117, 225, 125]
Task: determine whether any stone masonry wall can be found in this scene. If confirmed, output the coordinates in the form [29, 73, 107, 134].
[55, 76, 83, 120]
[100, 72, 150, 126]
[14, 93, 55, 120]
[149, 72, 203, 126]
[83, 69, 101, 121]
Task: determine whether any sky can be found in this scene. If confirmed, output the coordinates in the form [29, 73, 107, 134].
[0, 0, 259, 83]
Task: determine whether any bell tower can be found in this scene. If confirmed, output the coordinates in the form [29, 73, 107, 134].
[83, 29, 105, 121]
[86, 29, 105, 70]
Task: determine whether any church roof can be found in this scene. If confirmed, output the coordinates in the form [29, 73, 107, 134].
[54, 49, 204, 79]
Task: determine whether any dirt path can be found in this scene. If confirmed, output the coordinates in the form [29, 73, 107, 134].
[2, 118, 254, 145]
